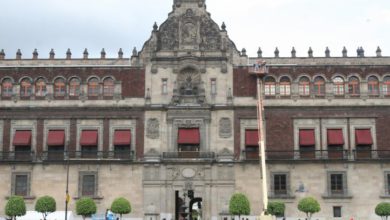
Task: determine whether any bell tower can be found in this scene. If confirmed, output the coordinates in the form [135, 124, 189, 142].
[173, 0, 205, 8]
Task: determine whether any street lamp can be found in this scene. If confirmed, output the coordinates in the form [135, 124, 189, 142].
[249, 60, 270, 218]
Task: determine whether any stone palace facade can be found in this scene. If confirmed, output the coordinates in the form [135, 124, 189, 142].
[0, 0, 390, 219]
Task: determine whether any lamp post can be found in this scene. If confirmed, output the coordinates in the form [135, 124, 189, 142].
[249, 60, 269, 217]
[65, 152, 70, 220]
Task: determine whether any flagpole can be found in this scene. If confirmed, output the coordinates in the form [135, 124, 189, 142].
[65, 152, 70, 220]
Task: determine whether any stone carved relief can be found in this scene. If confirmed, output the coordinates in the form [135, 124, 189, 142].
[200, 16, 221, 50]
[158, 17, 179, 50]
[219, 118, 232, 138]
[146, 118, 160, 139]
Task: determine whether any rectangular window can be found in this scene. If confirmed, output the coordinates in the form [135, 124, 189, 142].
[333, 206, 342, 218]
[210, 79, 216, 95]
[264, 84, 276, 96]
[12, 173, 30, 197]
[328, 172, 347, 196]
[272, 173, 288, 196]
[385, 172, 390, 195]
[279, 83, 291, 96]
[79, 172, 97, 197]
[162, 79, 168, 95]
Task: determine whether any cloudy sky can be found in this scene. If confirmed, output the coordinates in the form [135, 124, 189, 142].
[0, 0, 389, 59]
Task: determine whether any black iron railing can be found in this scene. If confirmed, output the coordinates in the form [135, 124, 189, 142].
[162, 151, 215, 160]
[242, 149, 350, 160]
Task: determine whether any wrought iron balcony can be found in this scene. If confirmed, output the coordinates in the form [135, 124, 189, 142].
[40, 150, 135, 161]
[162, 151, 215, 161]
[0, 151, 36, 162]
[242, 149, 350, 161]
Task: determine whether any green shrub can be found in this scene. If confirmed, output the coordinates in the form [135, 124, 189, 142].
[229, 193, 250, 218]
[76, 197, 97, 220]
[5, 196, 26, 220]
[298, 197, 320, 220]
[111, 197, 132, 220]
[267, 201, 285, 216]
[35, 196, 56, 220]
[376, 202, 390, 220]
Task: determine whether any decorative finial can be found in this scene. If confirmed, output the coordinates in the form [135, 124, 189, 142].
[101, 48, 106, 59]
[66, 48, 72, 60]
[221, 22, 226, 31]
[118, 48, 123, 59]
[49, 49, 55, 59]
[308, 47, 313, 58]
[274, 47, 279, 58]
[0, 49, 5, 60]
[83, 48, 88, 59]
[357, 46, 364, 57]
[241, 48, 247, 56]
[376, 46, 382, 57]
[325, 47, 330, 58]
[132, 47, 138, 57]
[153, 22, 158, 32]
[291, 47, 296, 58]
[342, 46, 348, 57]
[257, 47, 262, 58]
[16, 49, 22, 60]
[32, 49, 38, 60]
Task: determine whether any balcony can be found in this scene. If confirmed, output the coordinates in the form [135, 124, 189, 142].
[242, 149, 350, 161]
[0, 151, 36, 162]
[162, 151, 215, 161]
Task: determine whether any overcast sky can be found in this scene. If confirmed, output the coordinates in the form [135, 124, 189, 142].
[0, 0, 389, 59]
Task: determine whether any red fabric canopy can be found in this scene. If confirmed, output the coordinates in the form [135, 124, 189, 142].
[177, 128, 200, 144]
[114, 130, 131, 146]
[13, 130, 32, 146]
[80, 130, 98, 146]
[355, 129, 373, 145]
[47, 130, 65, 146]
[327, 129, 344, 145]
[245, 129, 259, 146]
[299, 129, 315, 146]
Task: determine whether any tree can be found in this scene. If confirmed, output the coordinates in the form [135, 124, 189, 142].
[5, 196, 26, 220]
[35, 196, 56, 220]
[76, 197, 97, 220]
[297, 197, 320, 220]
[267, 201, 285, 217]
[111, 197, 132, 220]
[376, 202, 390, 220]
[229, 193, 250, 219]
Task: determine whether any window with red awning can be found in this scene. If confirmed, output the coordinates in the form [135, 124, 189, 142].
[299, 129, 315, 146]
[80, 130, 98, 146]
[177, 128, 200, 144]
[355, 129, 373, 145]
[245, 129, 259, 146]
[13, 130, 32, 146]
[47, 130, 65, 146]
[327, 129, 344, 145]
[114, 130, 131, 146]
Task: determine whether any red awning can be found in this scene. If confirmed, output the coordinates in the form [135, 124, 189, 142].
[299, 129, 315, 146]
[327, 129, 344, 145]
[355, 129, 373, 145]
[80, 130, 98, 146]
[245, 130, 259, 146]
[177, 128, 200, 144]
[13, 130, 32, 146]
[47, 130, 65, 146]
[114, 130, 131, 146]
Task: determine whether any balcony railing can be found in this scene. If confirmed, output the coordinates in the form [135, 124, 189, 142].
[242, 149, 350, 161]
[162, 151, 215, 160]
[0, 151, 36, 162]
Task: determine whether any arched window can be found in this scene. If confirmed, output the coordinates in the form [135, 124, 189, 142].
[35, 78, 47, 97]
[2, 78, 13, 97]
[54, 78, 66, 97]
[348, 76, 360, 96]
[69, 78, 80, 97]
[333, 77, 345, 96]
[88, 77, 100, 97]
[264, 77, 276, 96]
[20, 78, 32, 97]
[299, 76, 310, 96]
[383, 76, 390, 96]
[103, 78, 115, 97]
[279, 77, 291, 96]
[313, 76, 325, 96]
[368, 76, 379, 96]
